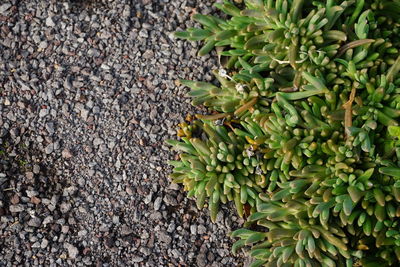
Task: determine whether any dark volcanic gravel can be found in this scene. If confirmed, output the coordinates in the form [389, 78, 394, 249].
[0, 0, 250, 266]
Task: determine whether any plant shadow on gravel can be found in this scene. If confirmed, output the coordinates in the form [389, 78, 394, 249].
[69, 0, 110, 13]
[0, 132, 79, 260]
[0, 131, 59, 210]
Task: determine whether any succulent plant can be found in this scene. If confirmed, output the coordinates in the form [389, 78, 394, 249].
[168, 0, 400, 266]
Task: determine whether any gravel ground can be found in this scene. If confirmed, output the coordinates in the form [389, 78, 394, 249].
[0, 0, 249, 266]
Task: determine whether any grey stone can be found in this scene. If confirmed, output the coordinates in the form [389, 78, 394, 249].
[139, 29, 148, 38]
[0, 3, 11, 15]
[60, 202, 71, 213]
[61, 225, 69, 234]
[9, 205, 24, 213]
[157, 231, 172, 245]
[163, 195, 177, 206]
[41, 239, 49, 249]
[26, 190, 38, 198]
[46, 17, 55, 27]
[153, 196, 162, 211]
[78, 229, 88, 237]
[120, 224, 133, 236]
[39, 41, 48, 49]
[45, 122, 55, 134]
[42, 216, 53, 225]
[93, 137, 103, 146]
[6, 112, 16, 121]
[144, 192, 152, 204]
[27, 218, 42, 227]
[45, 143, 54, 154]
[190, 225, 197, 235]
[65, 243, 79, 259]
[61, 149, 73, 159]
[39, 109, 48, 118]
[132, 256, 144, 263]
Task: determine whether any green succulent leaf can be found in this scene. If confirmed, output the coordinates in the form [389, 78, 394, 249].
[169, 1, 400, 266]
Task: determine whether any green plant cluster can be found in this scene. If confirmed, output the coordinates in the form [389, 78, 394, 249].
[167, 0, 400, 266]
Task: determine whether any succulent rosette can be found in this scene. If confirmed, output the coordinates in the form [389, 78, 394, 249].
[168, 1, 400, 266]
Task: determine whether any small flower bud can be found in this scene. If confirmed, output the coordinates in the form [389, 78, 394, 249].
[235, 83, 245, 94]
